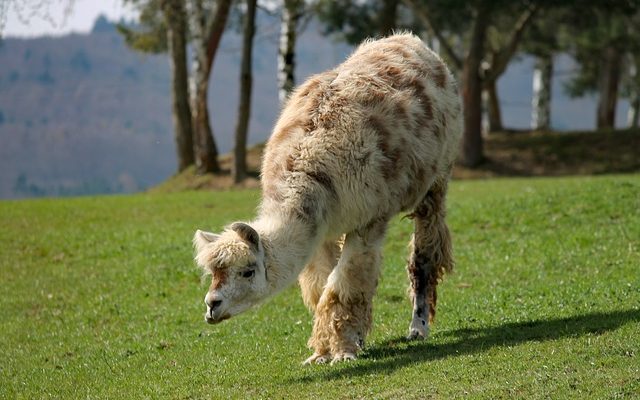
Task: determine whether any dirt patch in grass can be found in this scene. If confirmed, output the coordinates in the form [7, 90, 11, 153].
[151, 129, 640, 192]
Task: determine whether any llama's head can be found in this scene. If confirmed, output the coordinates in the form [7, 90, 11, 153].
[193, 222, 269, 324]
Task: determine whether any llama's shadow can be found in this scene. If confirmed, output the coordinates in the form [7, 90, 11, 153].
[294, 308, 640, 382]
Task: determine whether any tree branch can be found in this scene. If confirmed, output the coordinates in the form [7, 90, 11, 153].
[402, 0, 463, 70]
[205, 0, 232, 70]
[485, 3, 540, 83]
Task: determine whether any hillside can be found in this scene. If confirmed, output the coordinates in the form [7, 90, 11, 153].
[0, 14, 351, 199]
[149, 129, 640, 193]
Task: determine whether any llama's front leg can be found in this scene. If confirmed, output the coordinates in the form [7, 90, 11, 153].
[299, 241, 341, 312]
[299, 241, 341, 365]
[305, 221, 385, 365]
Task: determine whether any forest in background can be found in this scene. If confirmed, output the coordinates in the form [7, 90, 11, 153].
[1, 0, 639, 198]
[0, 13, 352, 198]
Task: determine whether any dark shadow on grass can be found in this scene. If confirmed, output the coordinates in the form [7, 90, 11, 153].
[293, 308, 639, 382]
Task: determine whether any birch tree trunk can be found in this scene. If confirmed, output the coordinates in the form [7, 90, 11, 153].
[163, 0, 194, 172]
[531, 54, 553, 131]
[190, 0, 232, 174]
[627, 56, 639, 129]
[233, 0, 257, 183]
[278, 0, 302, 105]
[629, 94, 640, 129]
[597, 45, 621, 129]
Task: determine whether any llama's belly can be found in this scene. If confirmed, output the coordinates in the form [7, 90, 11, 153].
[322, 136, 443, 236]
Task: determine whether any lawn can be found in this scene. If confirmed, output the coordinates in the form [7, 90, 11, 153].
[1, 175, 638, 399]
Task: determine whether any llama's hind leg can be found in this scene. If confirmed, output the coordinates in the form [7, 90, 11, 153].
[407, 179, 454, 340]
[305, 220, 386, 365]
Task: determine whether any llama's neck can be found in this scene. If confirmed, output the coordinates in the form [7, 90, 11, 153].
[253, 214, 323, 295]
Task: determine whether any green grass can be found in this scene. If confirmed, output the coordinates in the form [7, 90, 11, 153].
[1, 175, 639, 399]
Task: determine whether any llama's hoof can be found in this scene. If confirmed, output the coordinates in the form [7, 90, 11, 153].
[407, 317, 429, 340]
[407, 329, 426, 340]
[303, 353, 331, 365]
[330, 352, 357, 365]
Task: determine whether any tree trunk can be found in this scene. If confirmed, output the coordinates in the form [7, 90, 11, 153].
[531, 54, 553, 131]
[233, 0, 257, 184]
[629, 95, 640, 129]
[192, 68, 220, 174]
[461, 4, 489, 167]
[484, 79, 503, 132]
[191, 0, 232, 174]
[163, 0, 194, 172]
[278, 0, 301, 105]
[627, 56, 639, 129]
[378, 0, 399, 36]
[597, 45, 621, 129]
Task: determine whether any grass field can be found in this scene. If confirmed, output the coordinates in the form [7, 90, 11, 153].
[1, 175, 639, 399]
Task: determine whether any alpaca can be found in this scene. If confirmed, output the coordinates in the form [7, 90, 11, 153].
[193, 33, 462, 365]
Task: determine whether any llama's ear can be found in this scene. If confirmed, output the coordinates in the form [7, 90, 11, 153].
[230, 222, 260, 250]
[193, 230, 220, 253]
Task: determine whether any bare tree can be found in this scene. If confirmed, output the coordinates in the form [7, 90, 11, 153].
[531, 54, 553, 130]
[628, 55, 640, 128]
[278, 0, 304, 104]
[189, 0, 232, 174]
[233, 0, 257, 183]
[161, 0, 195, 171]
[0, 0, 77, 37]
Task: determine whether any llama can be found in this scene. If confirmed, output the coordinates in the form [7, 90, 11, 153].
[193, 33, 462, 365]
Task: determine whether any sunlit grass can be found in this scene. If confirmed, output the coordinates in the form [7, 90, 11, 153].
[1, 175, 638, 399]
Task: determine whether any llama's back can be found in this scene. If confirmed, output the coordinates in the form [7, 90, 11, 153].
[261, 34, 462, 237]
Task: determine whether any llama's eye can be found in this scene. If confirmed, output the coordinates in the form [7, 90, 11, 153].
[241, 269, 255, 278]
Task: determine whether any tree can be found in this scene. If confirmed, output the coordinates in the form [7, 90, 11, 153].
[120, 0, 195, 171]
[406, 0, 539, 166]
[232, 0, 257, 183]
[625, 53, 640, 128]
[562, 5, 640, 130]
[189, 0, 232, 174]
[530, 54, 552, 130]
[314, 0, 403, 45]
[378, 0, 400, 36]
[278, 0, 304, 104]
[163, 0, 195, 171]
[621, 11, 640, 128]
[521, 9, 564, 131]
[0, 0, 76, 38]
[482, 6, 540, 132]
[120, 0, 232, 174]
